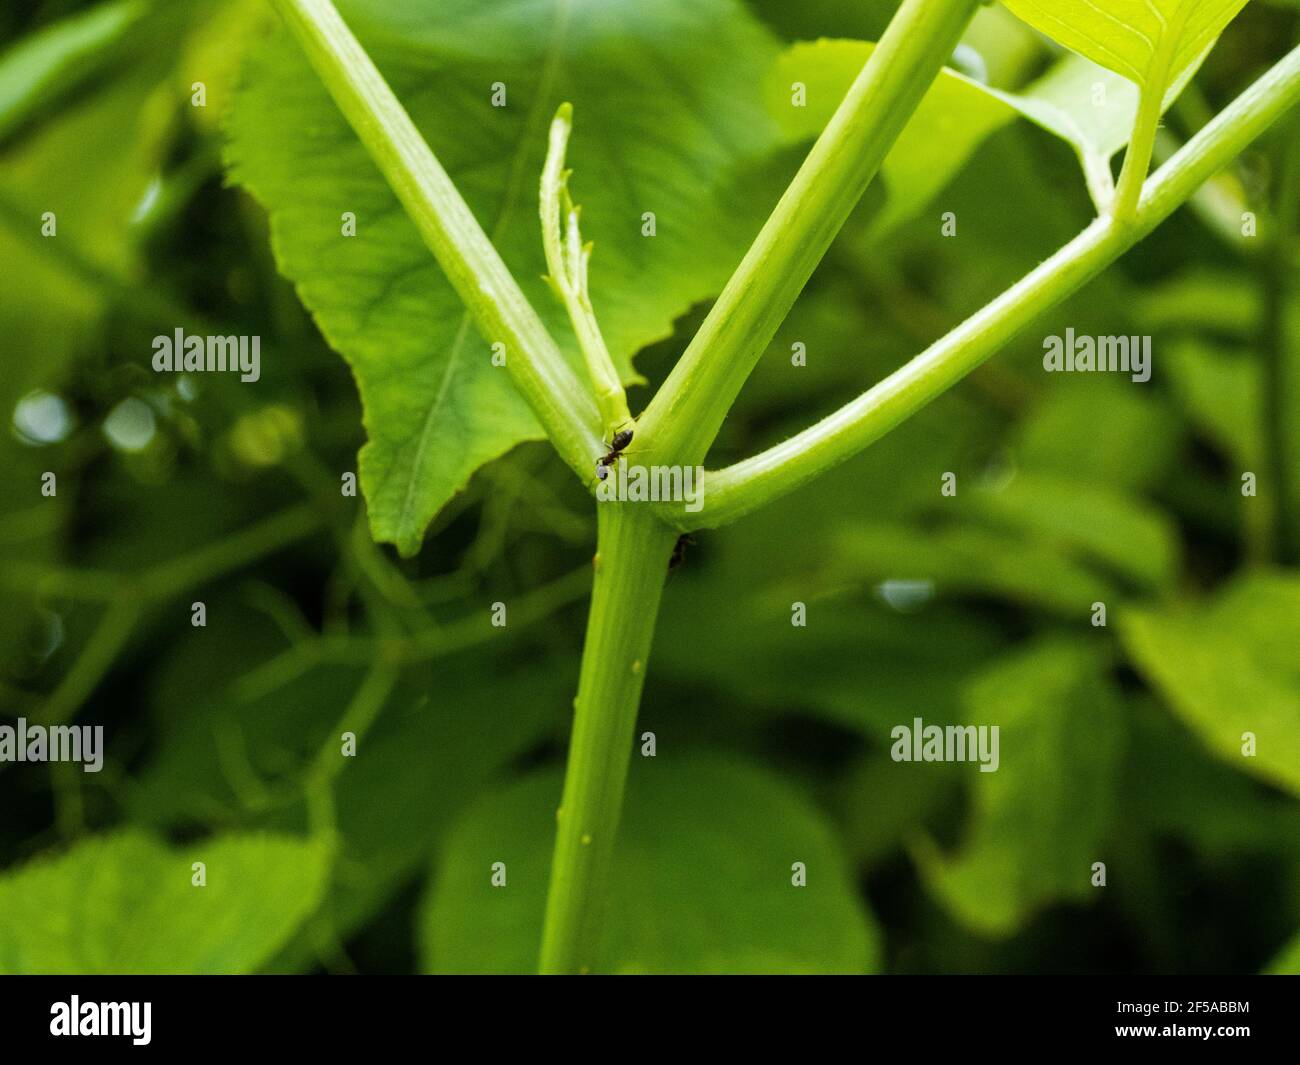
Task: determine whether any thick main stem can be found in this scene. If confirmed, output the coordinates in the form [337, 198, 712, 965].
[634, 0, 980, 468]
[539, 504, 677, 974]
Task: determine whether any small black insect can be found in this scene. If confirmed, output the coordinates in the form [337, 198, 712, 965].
[594, 428, 634, 481]
[668, 533, 696, 575]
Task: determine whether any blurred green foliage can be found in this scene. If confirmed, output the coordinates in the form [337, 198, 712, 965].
[1, 0, 1299, 974]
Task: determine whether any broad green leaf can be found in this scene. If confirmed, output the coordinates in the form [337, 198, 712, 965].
[421, 755, 878, 973]
[0, 831, 328, 973]
[1001, 0, 1249, 92]
[960, 472, 1180, 590]
[1119, 572, 1300, 797]
[226, 0, 780, 556]
[917, 640, 1125, 935]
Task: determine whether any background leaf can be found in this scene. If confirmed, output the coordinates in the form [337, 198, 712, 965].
[1119, 572, 1300, 797]
[420, 754, 879, 973]
[0, 831, 328, 973]
[917, 640, 1125, 936]
[1001, 0, 1250, 91]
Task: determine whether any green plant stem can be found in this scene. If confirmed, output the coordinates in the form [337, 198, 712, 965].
[0, 505, 323, 602]
[140, 505, 323, 598]
[1113, 11, 1190, 221]
[1112, 82, 1164, 220]
[539, 504, 677, 974]
[541, 103, 633, 438]
[663, 42, 1300, 531]
[268, 0, 603, 480]
[231, 563, 594, 702]
[632, 0, 981, 468]
[8, 506, 325, 729]
[37, 599, 142, 728]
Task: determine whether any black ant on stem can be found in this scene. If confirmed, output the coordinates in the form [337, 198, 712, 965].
[667, 533, 695, 575]
[595, 428, 634, 481]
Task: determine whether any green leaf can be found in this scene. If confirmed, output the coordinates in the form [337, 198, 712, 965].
[420, 754, 878, 973]
[917, 639, 1125, 935]
[960, 472, 1180, 591]
[226, 0, 780, 555]
[0, 831, 328, 973]
[1001, 0, 1249, 93]
[1119, 572, 1300, 797]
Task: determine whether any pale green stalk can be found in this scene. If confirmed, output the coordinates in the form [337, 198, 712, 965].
[541, 103, 633, 438]
[1112, 11, 1191, 221]
[538, 505, 677, 974]
[1112, 79, 1165, 221]
[632, 0, 982, 468]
